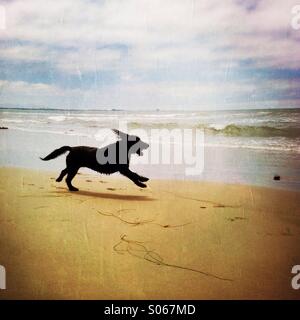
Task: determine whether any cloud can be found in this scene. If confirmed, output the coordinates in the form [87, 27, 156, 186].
[55, 48, 122, 74]
[0, 0, 299, 109]
[1, 77, 299, 110]
[0, 45, 50, 62]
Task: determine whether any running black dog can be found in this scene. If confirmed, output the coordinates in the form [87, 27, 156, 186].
[40, 129, 149, 191]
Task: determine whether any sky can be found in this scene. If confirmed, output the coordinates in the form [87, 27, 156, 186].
[0, 0, 300, 110]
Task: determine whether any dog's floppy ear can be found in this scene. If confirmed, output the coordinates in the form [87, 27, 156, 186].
[112, 129, 128, 140]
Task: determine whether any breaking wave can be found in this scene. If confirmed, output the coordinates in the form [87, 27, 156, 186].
[128, 121, 300, 138]
[205, 124, 300, 138]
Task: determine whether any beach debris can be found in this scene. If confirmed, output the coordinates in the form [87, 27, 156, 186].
[226, 216, 247, 222]
[97, 208, 154, 226]
[273, 175, 280, 181]
[162, 190, 239, 208]
[113, 234, 233, 282]
[96, 208, 190, 229]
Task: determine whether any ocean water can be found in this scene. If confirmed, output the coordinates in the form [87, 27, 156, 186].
[0, 107, 300, 190]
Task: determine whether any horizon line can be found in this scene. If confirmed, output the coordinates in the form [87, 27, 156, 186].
[1, 106, 300, 113]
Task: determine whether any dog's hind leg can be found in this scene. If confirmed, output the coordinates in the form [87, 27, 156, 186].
[66, 167, 79, 191]
[56, 168, 68, 182]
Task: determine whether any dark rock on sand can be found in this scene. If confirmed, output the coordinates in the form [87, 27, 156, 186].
[273, 175, 280, 181]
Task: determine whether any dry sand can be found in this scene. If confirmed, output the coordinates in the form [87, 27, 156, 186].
[0, 167, 299, 299]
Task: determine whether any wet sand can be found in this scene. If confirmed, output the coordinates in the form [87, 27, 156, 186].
[0, 167, 299, 299]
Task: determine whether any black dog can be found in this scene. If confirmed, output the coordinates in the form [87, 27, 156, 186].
[40, 129, 149, 191]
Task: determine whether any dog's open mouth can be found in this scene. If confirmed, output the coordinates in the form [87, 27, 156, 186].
[137, 143, 149, 156]
[137, 149, 145, 156]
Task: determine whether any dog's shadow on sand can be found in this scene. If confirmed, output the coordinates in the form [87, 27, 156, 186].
[49, 189, 155, 201]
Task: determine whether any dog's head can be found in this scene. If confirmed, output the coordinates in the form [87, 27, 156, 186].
[112, 129, 149, 156]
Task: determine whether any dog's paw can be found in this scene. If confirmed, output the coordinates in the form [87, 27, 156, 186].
[135, 181, 147, 188]
[69, 187, 79, 192]
[138, 176, 149, 182]
[56, 177, 63, 182]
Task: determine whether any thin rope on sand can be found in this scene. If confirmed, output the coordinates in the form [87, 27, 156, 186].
[113, 234, 234, 282]
[96, 208, 190, 228]
[162, 190, 240, 208]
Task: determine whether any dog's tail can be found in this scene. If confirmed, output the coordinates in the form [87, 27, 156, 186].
[40, 146, 72, 161]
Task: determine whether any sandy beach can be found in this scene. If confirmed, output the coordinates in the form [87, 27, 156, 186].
[0, 167, 299, 299]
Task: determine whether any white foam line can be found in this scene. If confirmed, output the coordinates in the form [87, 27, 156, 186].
[5, 126, 92, 138]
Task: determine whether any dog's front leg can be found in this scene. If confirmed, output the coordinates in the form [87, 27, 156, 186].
[137, 175, 149, 182]
[126, 169, 149, 182]
[128, 170, 149, 183]
[120, 168, 147, 188]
